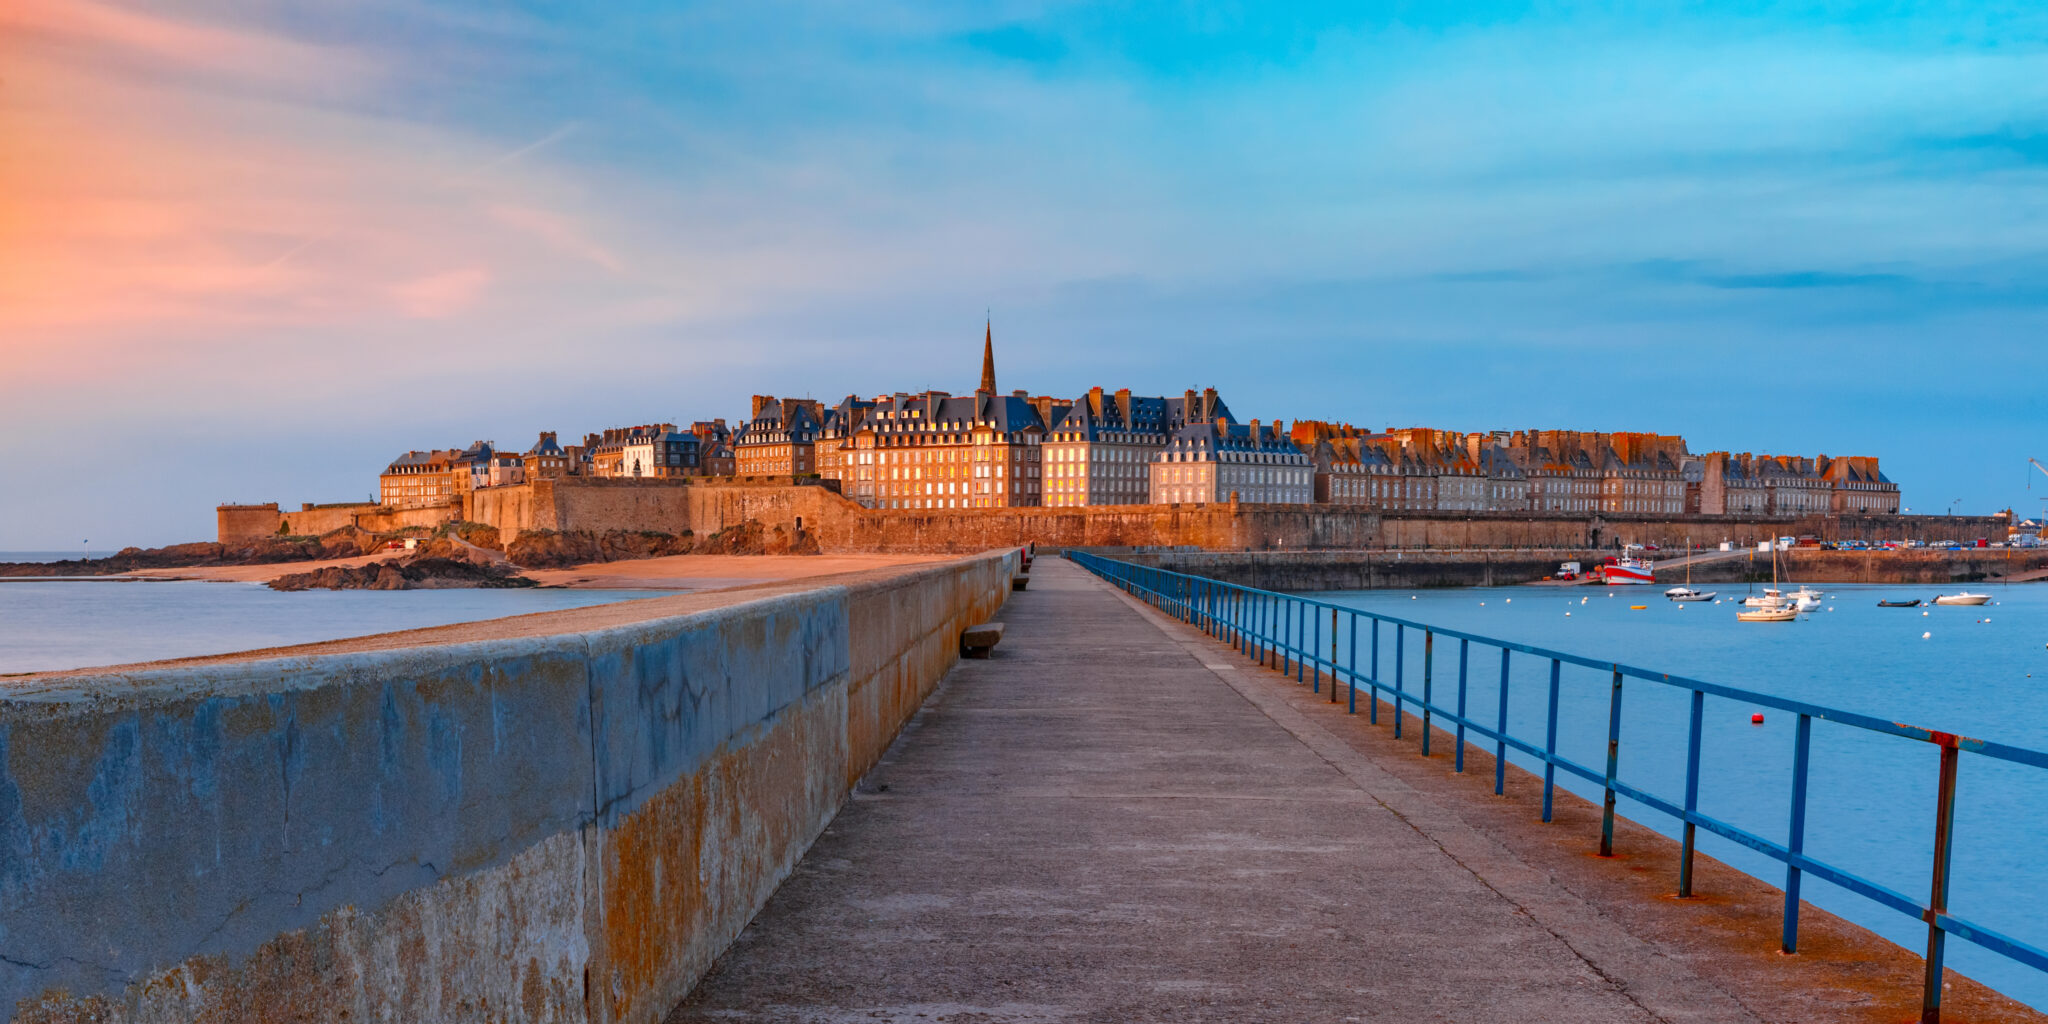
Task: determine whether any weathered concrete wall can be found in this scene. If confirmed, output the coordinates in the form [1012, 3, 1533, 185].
[1, 552, 1015, 1024]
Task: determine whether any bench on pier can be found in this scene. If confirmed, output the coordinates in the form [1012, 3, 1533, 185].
[1012, 574, 1030, 591]
[960, 622, 1005, 658]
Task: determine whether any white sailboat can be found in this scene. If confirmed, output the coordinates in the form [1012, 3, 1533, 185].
[1664, 545, 1716, 602]
[1738, 547, 1799, 623]
[1933, 592, 1991, 606]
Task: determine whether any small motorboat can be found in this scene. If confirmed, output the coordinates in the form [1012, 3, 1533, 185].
[1877, 599, 1922, 608]
[1666, 587, 1717, 602]
[1744, 588, 1785, 608]
[1933, 592, 1992, 606]
[1788, 586, 1824, 613]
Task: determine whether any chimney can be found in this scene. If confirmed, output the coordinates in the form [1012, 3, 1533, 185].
[751, 395, 774, 419]
[1089, 385, 1104, 416]
[1115, 388, 1131, 426]
[1184, 389, 1200, 424]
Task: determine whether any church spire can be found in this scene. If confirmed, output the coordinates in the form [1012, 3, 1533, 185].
[978, 319, 997, 395]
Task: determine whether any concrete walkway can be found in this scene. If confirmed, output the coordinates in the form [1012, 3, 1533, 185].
[670, 558, 1784, 1023]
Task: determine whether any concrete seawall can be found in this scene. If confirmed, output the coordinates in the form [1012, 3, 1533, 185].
[0, 552, 1015, 1024]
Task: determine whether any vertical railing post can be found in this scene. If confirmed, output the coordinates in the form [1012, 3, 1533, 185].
[1455, 639, 1469, 773]
[1312, 605, 1321, 693]
[1245, 598, 1261, 667]
[1281, 600, 1291, 676]
[1295, 600, 1306, 683]
[1329, 608, 1339, 704]
[1495, 649, 1510, 796]
[1542, 658, 1561, 823]
[1680, 689, 1704, 897]
[1782, 712, 1813, 953]
[1369, 620, 1381, 725]
[1921, 740, 1961, 1024]
[1346, 612, 1357, 713]
[1421, 631, 1435, 756]
[1394, 626, 1407, 739]
[1600, 667, 1624, 857]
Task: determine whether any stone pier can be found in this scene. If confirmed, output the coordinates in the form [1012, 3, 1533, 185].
[671, 557, 2042, 1023]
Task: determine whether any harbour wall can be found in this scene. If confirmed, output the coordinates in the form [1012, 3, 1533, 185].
[0, 552, 1016, 1024]
[1111, 547, 2048, 591]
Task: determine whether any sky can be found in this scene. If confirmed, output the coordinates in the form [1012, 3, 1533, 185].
[3, 1, 2047, 549]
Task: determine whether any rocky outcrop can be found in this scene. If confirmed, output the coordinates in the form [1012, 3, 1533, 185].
[506, 529, 695, 569]
[268, 558, 536, 592]
[0, 526, 430, 577]
[502, 520, 818, 568]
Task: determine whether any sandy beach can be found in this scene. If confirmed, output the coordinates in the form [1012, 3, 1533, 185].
[119, 552, 947, 590]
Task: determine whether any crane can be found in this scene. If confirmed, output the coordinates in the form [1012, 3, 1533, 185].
[2030, 458, 2048, 519]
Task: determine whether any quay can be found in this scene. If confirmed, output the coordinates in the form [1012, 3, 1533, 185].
[675, 557, 2040, 1023]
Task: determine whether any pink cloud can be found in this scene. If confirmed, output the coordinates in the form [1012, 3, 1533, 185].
[391, 267, 492, 318]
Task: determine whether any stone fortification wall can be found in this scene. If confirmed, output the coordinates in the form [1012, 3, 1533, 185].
[469, 477, 841, 544]
[1, 552, 1016, 1024]
[249, 477, 2010, 554]
[215, 503, 282, 543]
[217, 502, 459, 542]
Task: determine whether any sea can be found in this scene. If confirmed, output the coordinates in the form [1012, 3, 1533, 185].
[0, 560, 667, 675]
[1306, 581, 2048, 1010]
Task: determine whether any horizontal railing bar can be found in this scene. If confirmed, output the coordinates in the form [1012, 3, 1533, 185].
[1083, 553, 2021, 756]
[1070, 552, 2048, 985]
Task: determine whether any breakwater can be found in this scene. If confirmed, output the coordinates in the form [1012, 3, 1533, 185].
[1110, 547, 2048, 591]
[1, 552, 1015, 1023]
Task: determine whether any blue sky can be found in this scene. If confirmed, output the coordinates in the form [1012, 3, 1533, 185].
[4, 1, 2047, 547]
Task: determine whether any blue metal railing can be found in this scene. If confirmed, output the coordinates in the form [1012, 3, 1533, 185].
[1068, 551, 2048, 1023]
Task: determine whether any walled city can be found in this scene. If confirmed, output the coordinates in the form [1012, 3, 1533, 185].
[219, 326, 2019, 556]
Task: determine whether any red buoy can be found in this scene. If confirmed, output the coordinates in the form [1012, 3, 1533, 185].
[1751, 713, 1765, 725]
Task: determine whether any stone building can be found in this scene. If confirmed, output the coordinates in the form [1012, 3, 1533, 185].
[1044, 387, 1230, 508]
[815, 395, 879, 495]
[688, 421, 736, 476]
[523, 432, 574, 481]
[735, 398, 823, 476]
[1150, 418, 1312, 505]
[821, 324, 1062, 510]
[1595, 433, 1687, 517]
[379, 449, 459, 509]
[585, 425, 699, 478]
[1821, 455, 1900, 513]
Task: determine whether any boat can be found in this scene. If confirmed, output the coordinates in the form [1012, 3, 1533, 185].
[1787, 586, 1824, 613]
[1877, 599, 1922, 608]
[1665, 544, 1715, 601]
[1737, 546, 1801, 622]
[1933, 592, 1991, 606]
[1601, 555, 1655, 585]
[1736, 604, 1798, 622]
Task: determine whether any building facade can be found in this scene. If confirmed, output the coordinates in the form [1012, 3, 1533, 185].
[1150, 419, 1312, 505]
[1045, 387, 1230, 507]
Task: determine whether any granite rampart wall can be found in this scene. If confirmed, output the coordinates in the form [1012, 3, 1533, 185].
[1, 552, 1016, 1024]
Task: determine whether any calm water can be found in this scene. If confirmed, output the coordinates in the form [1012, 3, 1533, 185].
[0, 580, 668, 675]
[1298, 581, 2048, 1009]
